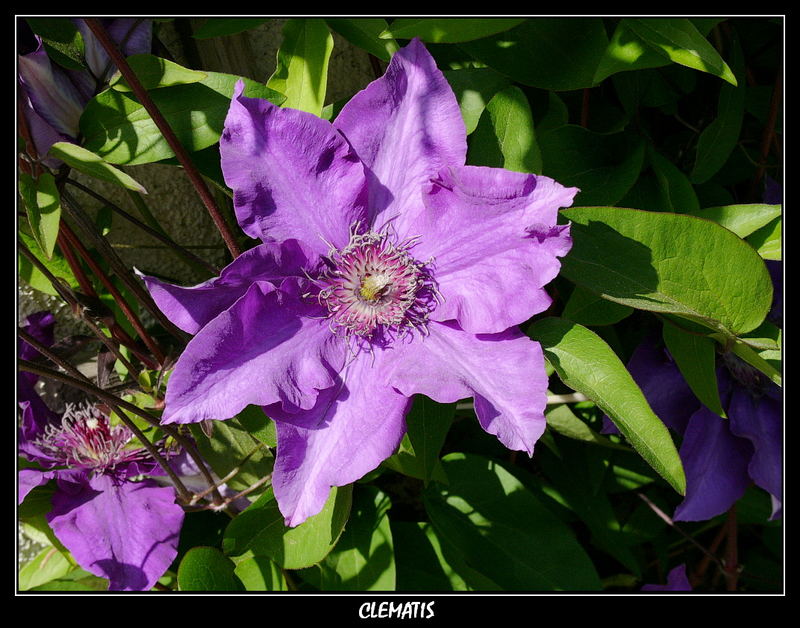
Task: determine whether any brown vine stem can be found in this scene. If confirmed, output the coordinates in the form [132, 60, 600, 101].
[58, 188, 188, 345]
[59, 219, 166, 365]
[749, 66, 782, 201]
[65, 178, 220, 277]
[18, 239, 141, 377]
[83, 18, 242, 259]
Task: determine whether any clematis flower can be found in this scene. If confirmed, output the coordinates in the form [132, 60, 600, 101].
[142, 39, 576, 526]
[604, 298, 782, 521]
[641, 564, 692, 592]
[18, 18, 151, 160]
[18, 314, 184, 591]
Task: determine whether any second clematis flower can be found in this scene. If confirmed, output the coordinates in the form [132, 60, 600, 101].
[142, 39, 577, 526]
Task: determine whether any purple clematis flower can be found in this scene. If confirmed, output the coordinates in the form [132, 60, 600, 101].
[18, 18, 151, 160]
[142, 39, 576, 526]
[18, 315, 184, 591]
[625, 341, 781, 521]
[641, 564, 692, 592]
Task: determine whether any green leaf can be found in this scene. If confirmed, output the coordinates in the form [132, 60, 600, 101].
[528, 317, 686, 495]
[49, 143, 147, 193]
[109, 54, 207, 92]
[316, 486, 396, 590]
[537, 439, 640, 574]
[546, 403, 630, 451]
[325, 18, 399, 62]
[192, 18, 271, 39]
[690, 34, 745, 183]
[538, 126, 645, 206]
[223, 485, 352, 569]
[233, 554, 288, 591]
[648, 148, 700, 213]
[19, 546, 73, 591]
[594, 21, 670, 84]
[380, 18, 526, 43]
[384, 396, 453, 485]
[18, 230, 79, 296]
[177, 546, 244, 591]
[662, 322, 726, 417]
[559, 206, 773, 338]
[189, 414, 273, 495]
[267, 19, 333, 117]
[460, 18, 609, 91]
[747, 216, 781, 260]
[443, 68, 510, 135]
[19, 172, 61, 260]
[624, 18, 737, 86]
[562, 285, 633, 326]
[468, 86, 542, 174]
[391, 521, 466, 591]
[687, 204, 782, 239]
[424, 453, 601, 590]
[81, 72, 284, 165]
[718, 337, 782, 387]
[26, 18, 86, 70]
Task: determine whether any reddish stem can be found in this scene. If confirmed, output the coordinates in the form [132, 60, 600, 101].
[83, 18, 242, 259]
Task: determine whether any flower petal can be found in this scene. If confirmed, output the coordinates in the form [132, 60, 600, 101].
[162, 281, 345, 424]
[417, 165, 576, 333]
[47, 474, 183, 591]
[220, 81, 369, 257]
[333, 38, 467, 229]
[641, 564, 692, 591]
[385, 321, 547, 455]
[269, 350, 410, 526]
[18, 39, 85, 138]
[673, 406, 753, 522]
[18, 467, 57, 504]
[139, 239, 313, 334]
[727, 387, 782, 517]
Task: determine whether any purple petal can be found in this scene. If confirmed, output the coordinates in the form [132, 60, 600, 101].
[673, 407, 753, 522]
[333, 38, 467, 230]
[414, 165, 575, 333]
[18, 467, 58, 504]
[72, 19, 152, 84]
[269, 350, 411, 526]
[18, 39, 85, 137]
[604, 338, 701, 435]
[47, 474, 183, 591]
[220, 81, 369, 257]
[18, 310, 57, 396]
[384, 321, 548, 455]
[140, 239, 314, 334]
[18, 398, 60, 464]
[641, 564, 692, 591]
[727, 387, 782, 517]
[162, 281, 345, 424]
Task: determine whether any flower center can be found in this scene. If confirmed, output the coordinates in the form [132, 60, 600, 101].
[722, 352, 769, 398]
[34, 403, 150, 474]
[316, 226, 439, 340]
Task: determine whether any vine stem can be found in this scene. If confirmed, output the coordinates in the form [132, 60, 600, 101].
[18, 239, 141, 377]
[65, 178, 220, 277]
[83, 18, 242, 259]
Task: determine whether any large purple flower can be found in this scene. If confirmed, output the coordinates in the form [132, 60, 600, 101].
[18, 315, 184, 591]
[142, 39, 576, 526]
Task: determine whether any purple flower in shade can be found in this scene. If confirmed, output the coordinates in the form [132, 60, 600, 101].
[18, 18, 151, 160]
[606, 330, 782, 522]
[141, 39, 576, 527]
[18, 315, 184, 591]
[641, 564, 692, 592]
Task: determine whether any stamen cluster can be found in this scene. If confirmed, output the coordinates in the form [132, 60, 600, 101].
[316, 226, 439, 341]
[34, 403, 150, 474]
